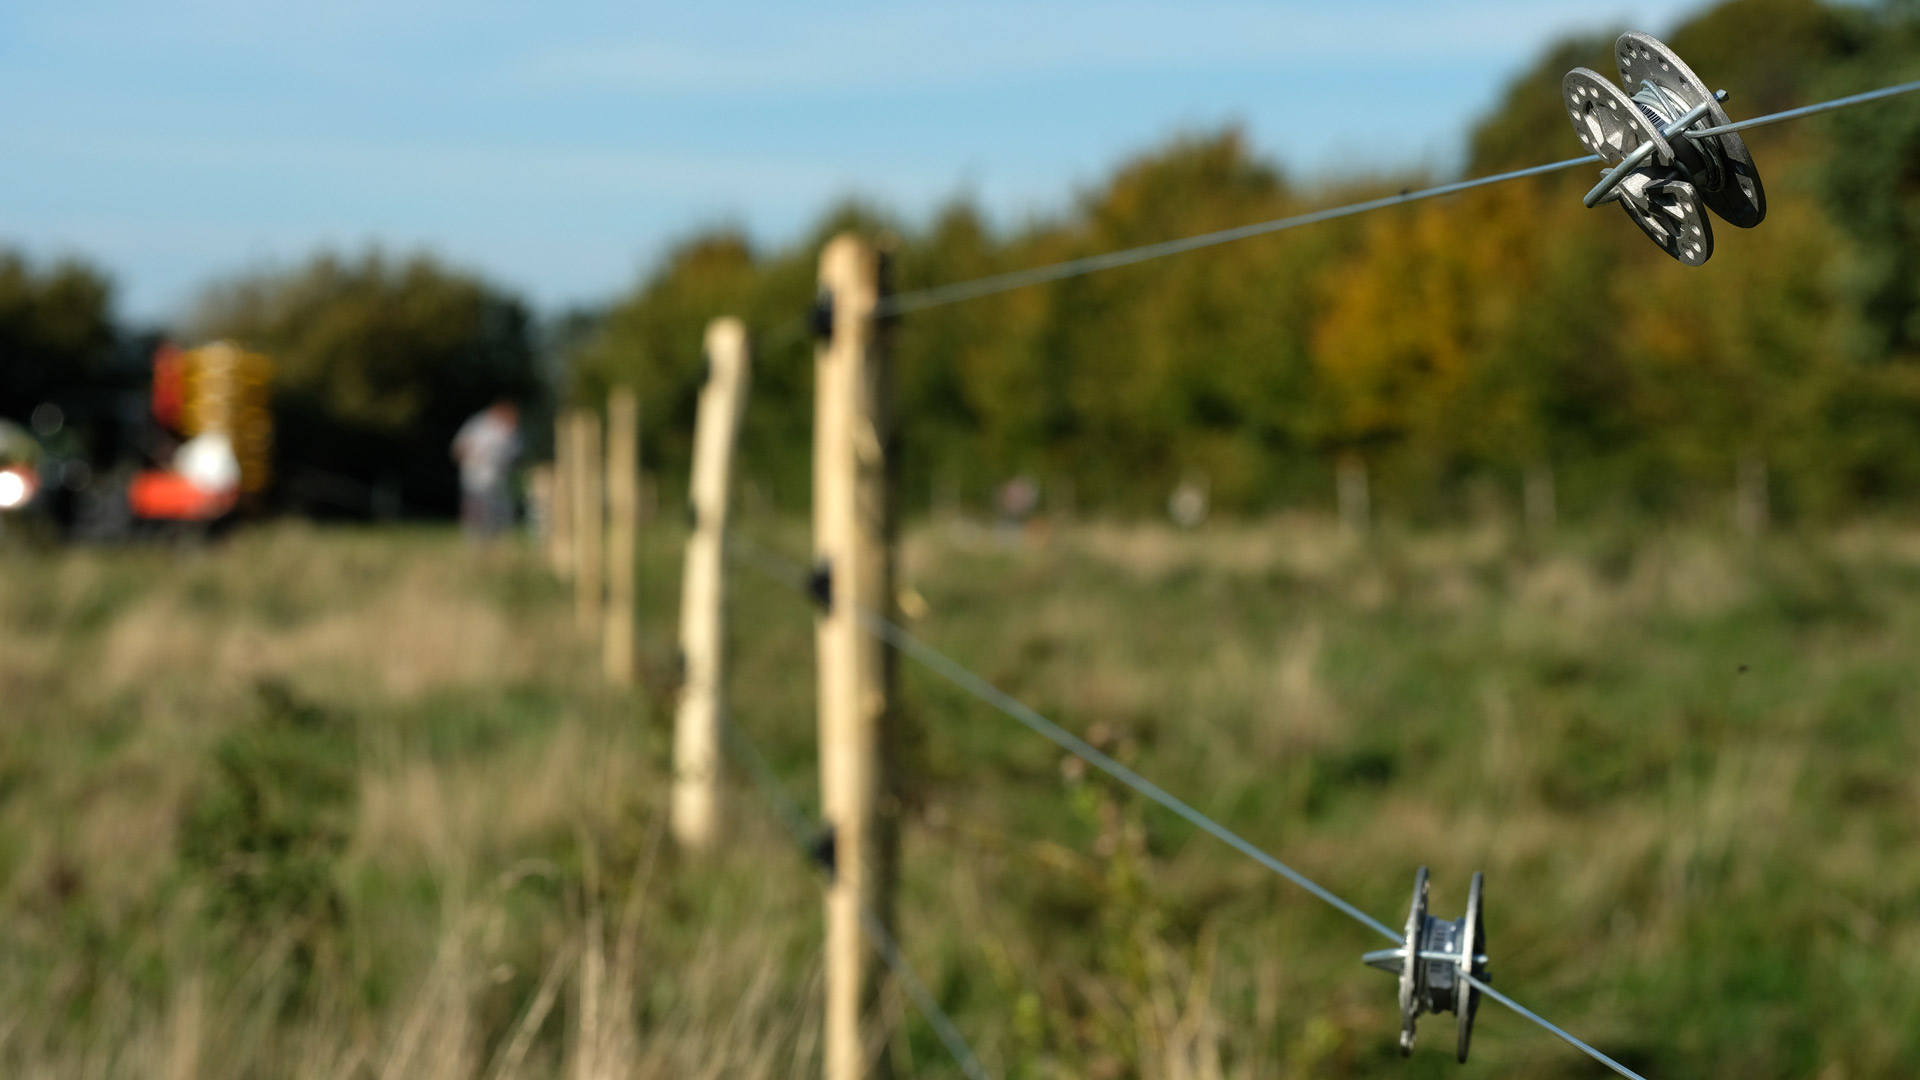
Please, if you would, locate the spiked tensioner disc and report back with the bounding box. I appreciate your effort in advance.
[1562,32,1767,265]
[1564,66,1673,167]
[1618,167,1715,266]
[1363,867,1489,1063]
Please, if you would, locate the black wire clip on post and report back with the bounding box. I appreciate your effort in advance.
[808,291,835,343]
[1362,868,1489,1063]
[1565,32,1767,265]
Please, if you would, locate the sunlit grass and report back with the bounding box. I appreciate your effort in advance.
[2,515,1918,1077]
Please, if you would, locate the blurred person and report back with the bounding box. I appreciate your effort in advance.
[1168,473,1210,529]
[994,474,1039,546]
[451,400,520,539]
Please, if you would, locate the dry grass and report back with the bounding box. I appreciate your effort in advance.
[0,525,820,1079]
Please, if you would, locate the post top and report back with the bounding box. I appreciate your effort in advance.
[817,234,882,325]
[704,316,751,382]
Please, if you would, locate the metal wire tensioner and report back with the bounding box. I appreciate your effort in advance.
[1565,32,1768,265]
[1363,867,1489,1063]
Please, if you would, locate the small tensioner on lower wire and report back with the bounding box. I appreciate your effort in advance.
[1363,867,1488,1063]
[1564,31,1767,265]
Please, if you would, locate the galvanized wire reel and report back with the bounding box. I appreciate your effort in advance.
[1563,32,1767,265]
[1363,867,1488,1063]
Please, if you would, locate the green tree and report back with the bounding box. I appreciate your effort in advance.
[192,250,537,515]
[0,250,117,423]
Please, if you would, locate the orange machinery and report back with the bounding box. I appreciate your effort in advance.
[129,342,272,521]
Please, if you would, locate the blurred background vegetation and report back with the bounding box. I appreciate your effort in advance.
[567,0,1920,524]
[0,0,1916,528]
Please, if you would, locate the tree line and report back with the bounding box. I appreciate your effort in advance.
[573,0,1920,524]
[4,0,1917,524]
[0,251,542,518]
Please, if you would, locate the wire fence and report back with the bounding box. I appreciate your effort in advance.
[724,533,1648,1080]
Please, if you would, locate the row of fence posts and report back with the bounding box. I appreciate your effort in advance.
[538,234,893,1080]
[542,322,756,847]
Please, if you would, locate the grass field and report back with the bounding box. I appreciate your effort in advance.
[3,514,1919,1078]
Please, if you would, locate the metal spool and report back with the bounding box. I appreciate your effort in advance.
[1564,32,1766,264]
[1363,867,1491,1063]
[1616,32,1766,228]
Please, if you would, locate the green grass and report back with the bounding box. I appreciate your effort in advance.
[3,515,1919,1077]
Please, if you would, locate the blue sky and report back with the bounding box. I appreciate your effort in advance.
[1,0,1706,323]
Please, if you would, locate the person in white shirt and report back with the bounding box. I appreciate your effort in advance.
[451,400,521,538]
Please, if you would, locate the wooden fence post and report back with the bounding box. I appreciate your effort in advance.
[572,410,604,634]
[604,388,639,685]
[672,318,751,851]
[550,411,576,578]
[815,234,898,1080]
